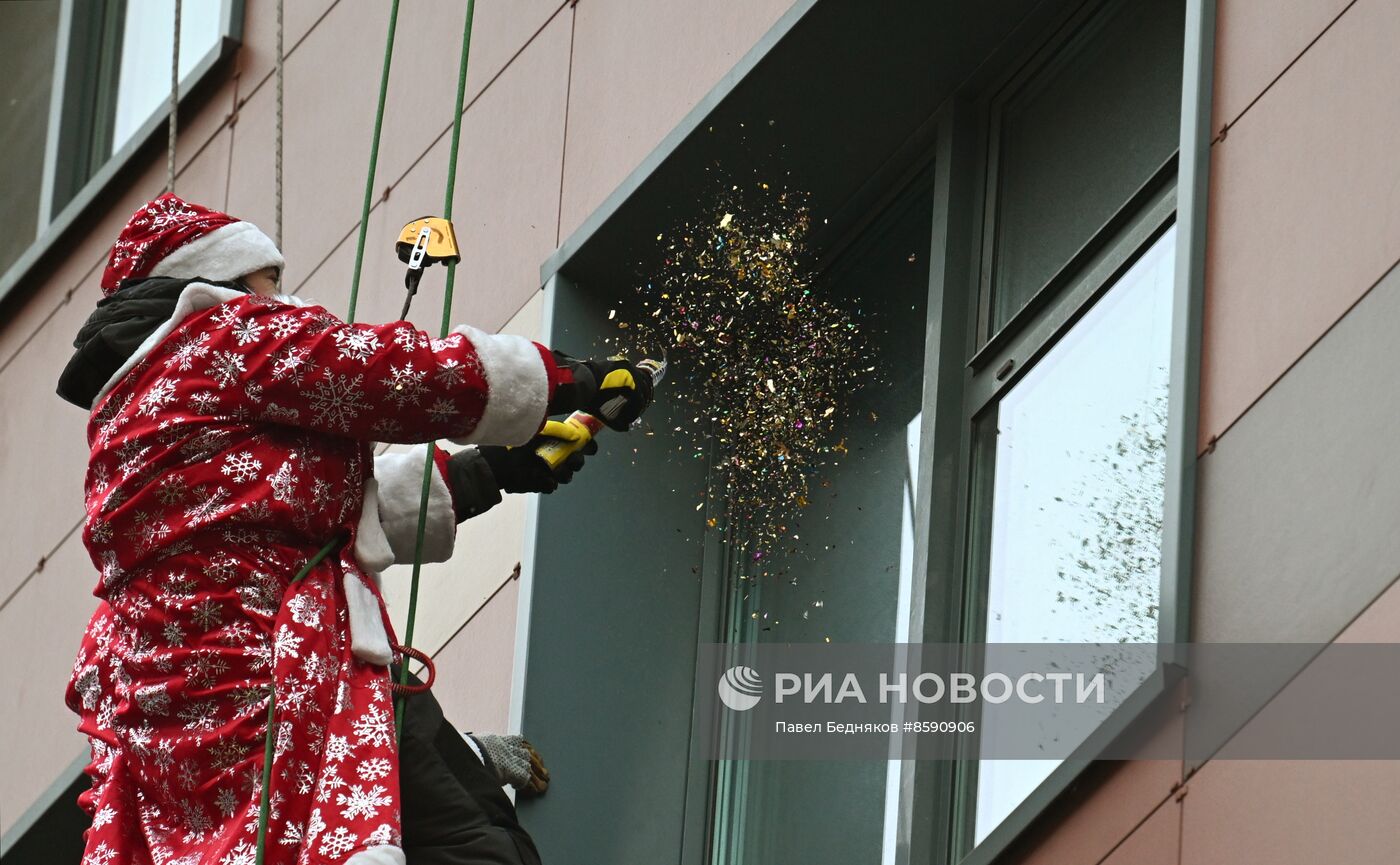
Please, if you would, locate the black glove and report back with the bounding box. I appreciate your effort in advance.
[549,352,656,431]
[476,426,599,495]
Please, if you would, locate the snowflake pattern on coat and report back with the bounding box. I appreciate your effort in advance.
[67,292,558,864]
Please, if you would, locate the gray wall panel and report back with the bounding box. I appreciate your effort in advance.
[1194,260,1400,645]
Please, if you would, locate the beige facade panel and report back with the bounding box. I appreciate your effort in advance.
[1180,761,1400,864]
[1201,0,1399,449]
[284,8,570,335]
[379,293,543,658]
[0,535,100,834]
[1002,689,1183,865]
[236,0,339,91]
[1101,797,1180,865]
[1195,254,1400,644]
[1212,0,1352,130]
[557,0,794,238]
[0,128,236,604]
[431,577,521,736]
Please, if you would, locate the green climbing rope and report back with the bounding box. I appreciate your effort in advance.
[253,3,477,858]
[395,0,478,740]
[254,533,345,865]
[346,0,401,324]
[254,3,414,859]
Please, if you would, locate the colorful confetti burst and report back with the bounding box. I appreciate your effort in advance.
[617,182,874,575]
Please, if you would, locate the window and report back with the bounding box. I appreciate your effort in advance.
[0,2,62,279]
[945,0,1184,853]
[0,0,239,303]
[111,1,224,156]
[962,221,1176,847]
[515,1,1200,862]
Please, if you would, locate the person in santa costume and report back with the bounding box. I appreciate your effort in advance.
[58,194,654,865]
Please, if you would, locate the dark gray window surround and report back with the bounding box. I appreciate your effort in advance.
[515,0,1215,864]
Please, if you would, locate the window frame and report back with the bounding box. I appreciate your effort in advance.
[0,0,243,311]
[905,2,1215,860]
[948,164,1180,860]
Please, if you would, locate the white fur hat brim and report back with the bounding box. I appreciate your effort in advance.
[150,221,285,284]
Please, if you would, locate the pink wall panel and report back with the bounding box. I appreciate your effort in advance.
[1003,766,1178,865]
[1180,761,1400,864]
[557,0,794,239]
[0,129,234,605]
[1334,572,1400,643]
[1002,689,1183,865]
[1101,798,1179,865]
[228,0,569,311]
[295,9,571,336]
[1213,0,1353,132]
[0,536,106,835]
[236,0,339,96]
[376,0,568,174]
[226,5,386,286]
[430,578,521,735]
[1201,0,1400,449]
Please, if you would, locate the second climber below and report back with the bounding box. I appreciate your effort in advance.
[58,194,655,865]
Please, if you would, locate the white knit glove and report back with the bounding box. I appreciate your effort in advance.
[467,733,550,794]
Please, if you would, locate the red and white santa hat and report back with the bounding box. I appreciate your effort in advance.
[101,193,284,296]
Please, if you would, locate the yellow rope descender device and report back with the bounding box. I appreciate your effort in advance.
[396,216,461,320]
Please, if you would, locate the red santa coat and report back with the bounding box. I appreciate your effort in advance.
[66,283,561,865]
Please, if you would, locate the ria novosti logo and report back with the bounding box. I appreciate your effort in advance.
[717,665,763,711]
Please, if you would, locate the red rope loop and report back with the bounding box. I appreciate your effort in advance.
[390,642,435,695]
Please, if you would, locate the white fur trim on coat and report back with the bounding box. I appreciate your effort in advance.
[353,478,396,575]
[92,282,248,408]
[449,325,549,446]
[371,445,457,565]
[150,220,285,284]
[346,845,406,865]
[344,571,393,666]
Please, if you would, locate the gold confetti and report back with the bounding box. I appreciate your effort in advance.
[618,180,876,587]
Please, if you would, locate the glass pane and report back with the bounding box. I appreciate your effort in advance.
[973,226,1175,843]
[988,0,1182,333]
[711,186,931,865]
[112,0,223,154]
[0,1,60,275]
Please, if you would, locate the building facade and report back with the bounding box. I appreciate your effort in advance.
[3,1,1399,863]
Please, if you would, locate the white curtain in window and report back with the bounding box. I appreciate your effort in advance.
[112,0,222,155]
